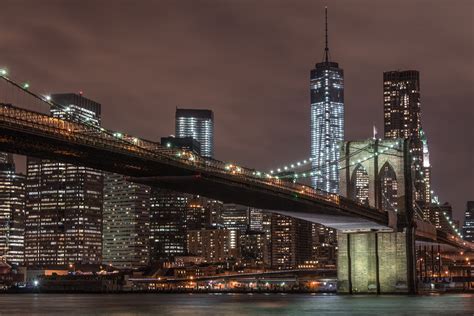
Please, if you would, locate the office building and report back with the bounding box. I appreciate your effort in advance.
[463,201,474,242]
[149,189,189,261]
[0,153,25,266]
[312,224,337,267]
[271,214,313,269]
[240,230,267,266]
[25,94,103,267]
[187,228,231,263]
[383,70,424,202]
[176,109,214,158]
[102,173,150,269]
[310,8,344,193]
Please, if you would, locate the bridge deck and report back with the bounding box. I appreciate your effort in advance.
[0,103,394,231]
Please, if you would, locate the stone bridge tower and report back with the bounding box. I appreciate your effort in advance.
[336,138,417,294]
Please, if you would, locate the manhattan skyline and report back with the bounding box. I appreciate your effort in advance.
[0,1,472,220]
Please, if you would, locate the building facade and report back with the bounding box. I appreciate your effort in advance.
[271,214,313,270]
[25,94,103,267]
[310,9,344,193]
[383,70,425,203]
[175,109,214,158]
[149,189,189,261]
[102,173,150,269]
[187,228,231,263]
[463,201,474,242]
[0,153,25,266]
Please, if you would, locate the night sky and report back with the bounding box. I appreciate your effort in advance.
[1,1,472,220]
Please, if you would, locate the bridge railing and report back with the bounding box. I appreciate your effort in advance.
[0,103,344,207]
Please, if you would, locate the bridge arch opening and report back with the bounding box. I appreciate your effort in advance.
[379,162,398,212]
[350,164,369,206]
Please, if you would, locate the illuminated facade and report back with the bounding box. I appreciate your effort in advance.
[103,173,150,268]
[0,153,25,266]
[50,93,101,126]
[149,189,189,261]
[463,201,474,242]
[222,204,249,256]
[25,94,103,267]
[271,214,313,270]
[187,228,231,263]
[310,9,344,193]
[383,70,424,202]
[176,109,214,158]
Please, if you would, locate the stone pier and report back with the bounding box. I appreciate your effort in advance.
[337,230,411,294]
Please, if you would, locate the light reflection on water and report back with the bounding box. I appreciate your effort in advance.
[0,293,472,315]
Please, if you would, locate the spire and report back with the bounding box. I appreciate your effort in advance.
[324,6,329,62]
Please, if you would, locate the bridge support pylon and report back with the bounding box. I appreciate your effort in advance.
[337,229,416,294]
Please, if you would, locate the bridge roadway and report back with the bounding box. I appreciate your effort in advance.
[0,103,472,251]
[0,103,394,232]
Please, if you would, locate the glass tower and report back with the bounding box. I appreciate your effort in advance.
[0,153,25,266]
[176,109,214,158]
[310,8,344,193]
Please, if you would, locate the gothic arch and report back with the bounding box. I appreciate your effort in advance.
[378,162,398,212]
[350,164,370,205]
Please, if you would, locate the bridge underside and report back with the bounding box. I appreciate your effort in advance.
[0,126,392,232]
[130,176,394,232]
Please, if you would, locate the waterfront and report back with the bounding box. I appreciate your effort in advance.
[0,293,473,315]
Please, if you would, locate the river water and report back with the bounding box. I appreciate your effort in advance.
[0,293,472,315]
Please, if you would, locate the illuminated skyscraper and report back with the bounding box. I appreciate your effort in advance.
[383,70,424,202]
[25,94,103,267]
[310,8,344,193]
[176,109,214,158]
[463,201,474,242]
[0,153,25,266]
[103,173,150,269]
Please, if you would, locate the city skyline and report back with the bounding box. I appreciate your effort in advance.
[0,1,472,220]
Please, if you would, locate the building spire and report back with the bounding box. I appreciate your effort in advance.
[324,6,329,62]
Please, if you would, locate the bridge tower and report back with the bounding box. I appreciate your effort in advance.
[337,138,417,294]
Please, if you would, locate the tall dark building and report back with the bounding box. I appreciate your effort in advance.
[310,8,344,193]
[0,153,25,266]
[149,189,189,261]
[463,201,474,242]
[175,109,214,158]
[383,70,425,202]
[25,94,103,267]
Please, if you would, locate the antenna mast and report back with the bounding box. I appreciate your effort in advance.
[324,6,329,62]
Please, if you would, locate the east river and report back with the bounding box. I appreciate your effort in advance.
[0,293,473,315]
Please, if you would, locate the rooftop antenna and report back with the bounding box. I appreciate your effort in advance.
[324,6,330,62]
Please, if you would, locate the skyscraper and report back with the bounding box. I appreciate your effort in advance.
[310,8,344,193]
[463,201,474,242]
[383,70,424,202]
[271,214,313,269]
[103,173,150,269]
[176,109,214,158]
[0,153,25,266]
[25,94,103,267]
[149,189,189,261]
